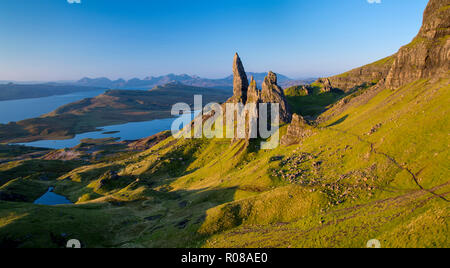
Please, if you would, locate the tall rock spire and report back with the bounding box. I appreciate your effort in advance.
[245,76,261,139]
[246,76,260,104]
[230,53,249,103]
[261,71,292,123]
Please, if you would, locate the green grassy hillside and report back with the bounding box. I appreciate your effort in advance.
[203,77,449,248]
[1,75,448,248]
[1,0,448,247]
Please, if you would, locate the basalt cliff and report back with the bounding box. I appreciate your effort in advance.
[313,0,449,92]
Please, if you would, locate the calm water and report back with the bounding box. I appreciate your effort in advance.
[34,187,73,205]
[0,90,105,124]
[0,90,199,149]
[17,112,199,149]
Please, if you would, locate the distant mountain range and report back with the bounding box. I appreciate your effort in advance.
[1,73,315,96]
[72,73,316,90]
[0,83,104,101]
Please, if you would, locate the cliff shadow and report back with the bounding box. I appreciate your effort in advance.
[285,88,346,119]
[326,114,349,127]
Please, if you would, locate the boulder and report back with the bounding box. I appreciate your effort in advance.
[281,114,313,146]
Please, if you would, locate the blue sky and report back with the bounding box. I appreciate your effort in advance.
[0,0,428,81]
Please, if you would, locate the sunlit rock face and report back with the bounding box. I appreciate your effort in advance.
[225,55,293,141]
[229,53,249,104]
[281,114,313,146]
[384,0,450,89]
[245,76,261,139]
[261,71,292,123]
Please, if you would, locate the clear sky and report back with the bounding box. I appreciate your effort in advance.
[0,0,429,81]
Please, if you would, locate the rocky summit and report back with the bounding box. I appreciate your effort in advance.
[314,0,450,92]
[384,0,450,88]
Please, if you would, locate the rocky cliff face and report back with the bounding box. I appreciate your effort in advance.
[322,55,395,92]
[384,0,450,88]
[316,0,449,92]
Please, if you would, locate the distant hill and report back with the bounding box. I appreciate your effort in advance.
[0,82,231,143]
[0,74,314,100]
[0,83,105,101]
[51,82,230,116]
[73,73,314,90]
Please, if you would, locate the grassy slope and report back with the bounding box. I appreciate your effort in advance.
[0,76,448,248]
[284,85,346,117]
[1,76,449,248]
[0,75,448,247]
[203,77,450,248]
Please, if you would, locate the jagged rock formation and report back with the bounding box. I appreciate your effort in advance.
[317,78,333,93]
[384,0,450,88]
[281,114,313,146]
[245,77,261,139]
[246,76,260,104]
[281,114,312,146]
[229,53,249,103]
[261,71,292,123]
[225,56,293,137]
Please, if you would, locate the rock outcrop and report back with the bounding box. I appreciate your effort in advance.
[225,55,293,137]
[245,76,261,139]
[317,78,333,93]
[229,53,249,103]
[281,114,313,146]
[128,131,172,150]
[383,0,450,88]
[246,76,260,104]
[314,0,449,92]
[314,55,395,92]
[261,71,292,123]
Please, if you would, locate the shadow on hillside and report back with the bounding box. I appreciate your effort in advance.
[326,114,349,127]
[285,89,346,118]
[0,185,240,248]
[133,185,242,247]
